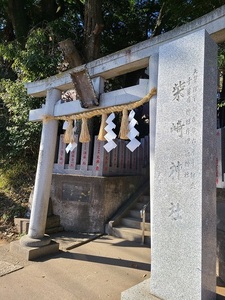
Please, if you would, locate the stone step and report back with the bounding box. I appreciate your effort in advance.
[107,185,151,246]
[111,226,151,245]
[121,217,150,231]
[129,209,150,222]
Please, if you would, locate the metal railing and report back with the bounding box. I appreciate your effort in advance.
[140,202,150,245]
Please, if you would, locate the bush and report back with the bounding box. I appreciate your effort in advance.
[0,79,42,165]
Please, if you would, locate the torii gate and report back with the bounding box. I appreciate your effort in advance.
[10,5,225,300]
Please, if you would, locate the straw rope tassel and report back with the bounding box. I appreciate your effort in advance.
[64,119,74,143]
[98,113,107,141]
[79,117,90,143]
[119,108,129,140]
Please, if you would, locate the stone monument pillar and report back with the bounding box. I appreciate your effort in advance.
[151,30,217,299]
[149,53,159,206]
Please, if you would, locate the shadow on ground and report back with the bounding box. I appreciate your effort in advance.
[36,248,151,272]
[97,236,150,248]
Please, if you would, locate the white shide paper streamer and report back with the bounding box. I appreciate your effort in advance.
[103,113,117,152]
[126,110,141,152]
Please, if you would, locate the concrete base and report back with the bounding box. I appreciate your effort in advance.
[121,279,222,300]
[121,279,161,300]
[51,174,147,232]
[20,234,51,247]
[10,240,59,261]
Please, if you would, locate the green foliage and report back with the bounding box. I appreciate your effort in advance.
[0,160,35,191]
[0,79,42,163]
[0,0,224,199]
[0,162,35,223]
[101,0,160,54]
[218,45,225,70]
[157,0,225,32]
[0,191,28,224]
[12,27,62,81]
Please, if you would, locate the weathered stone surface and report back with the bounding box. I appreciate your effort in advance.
[51,174,146,232]
[14,218,30,234]
[20,234,51,247]
[10,240,59,261]
[14,215,63,235]
[28,88,61,240]
[45,215,61,229]
[151,30,217,299]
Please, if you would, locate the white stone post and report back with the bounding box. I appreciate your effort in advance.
[21,88,61,247]
[149,54,159,197]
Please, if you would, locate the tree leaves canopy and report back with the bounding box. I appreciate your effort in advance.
[0,0,224,168]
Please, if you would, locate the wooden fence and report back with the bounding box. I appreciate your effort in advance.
[53,134,149,176]
[54,129,225,183]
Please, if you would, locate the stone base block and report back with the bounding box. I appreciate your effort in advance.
[46,215,61,229]
[10,240,59,261]
[121,279,221,300]
[14,215,63,235]
[121,279,161,300]
[14,218,30,234]
[45,226,64,234]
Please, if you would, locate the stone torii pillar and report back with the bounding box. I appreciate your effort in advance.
[149,53,159,203]
[11,88,61,259]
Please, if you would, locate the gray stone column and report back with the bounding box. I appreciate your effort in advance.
[149,54,159,198]
[21,88,61,247]
[150,30,217,300]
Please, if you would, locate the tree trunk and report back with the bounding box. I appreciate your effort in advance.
[84,0,103,62]
[58,38,83,68]
[40,0,65,21]
[7,0,29,47]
